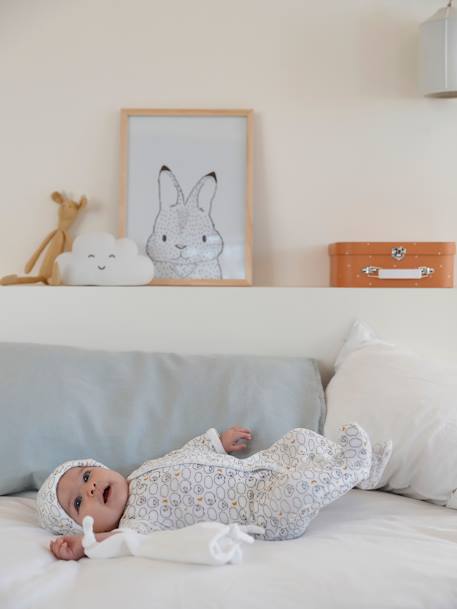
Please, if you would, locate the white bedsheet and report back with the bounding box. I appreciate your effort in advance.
[1,489,456,609]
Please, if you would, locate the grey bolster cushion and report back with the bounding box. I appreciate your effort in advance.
[0,342,326,494]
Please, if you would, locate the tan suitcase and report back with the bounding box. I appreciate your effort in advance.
[329,242,455,287]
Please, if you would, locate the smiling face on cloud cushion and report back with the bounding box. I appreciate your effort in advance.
[55,232,154,285]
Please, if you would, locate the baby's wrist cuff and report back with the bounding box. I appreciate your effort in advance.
[206,428,226,454]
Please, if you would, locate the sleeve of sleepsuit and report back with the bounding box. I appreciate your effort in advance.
[171,428,226,458]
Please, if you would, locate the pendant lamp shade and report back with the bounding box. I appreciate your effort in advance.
[420,4,457,97]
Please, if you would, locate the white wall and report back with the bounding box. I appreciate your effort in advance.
[1,0,456,286]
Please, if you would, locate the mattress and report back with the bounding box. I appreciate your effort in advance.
[1,489,456,609]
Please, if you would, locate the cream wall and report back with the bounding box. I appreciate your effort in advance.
[1,0,456,286]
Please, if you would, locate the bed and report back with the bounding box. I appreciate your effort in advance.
[2,489,456,609]
[1,286,456,609]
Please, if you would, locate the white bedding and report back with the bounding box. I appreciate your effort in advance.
[1,490,456,609]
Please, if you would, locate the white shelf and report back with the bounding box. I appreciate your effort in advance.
[1,286,456,385]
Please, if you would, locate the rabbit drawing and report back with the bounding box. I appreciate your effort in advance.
[146,166,224,280]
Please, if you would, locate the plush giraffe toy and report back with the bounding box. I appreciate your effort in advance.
[1,191,87,286]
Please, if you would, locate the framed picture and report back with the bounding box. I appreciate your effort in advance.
[119,109,253,285]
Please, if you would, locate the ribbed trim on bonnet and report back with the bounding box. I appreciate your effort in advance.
[36,459,108,536]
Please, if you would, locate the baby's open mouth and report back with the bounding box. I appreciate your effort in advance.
[103,485,111,503]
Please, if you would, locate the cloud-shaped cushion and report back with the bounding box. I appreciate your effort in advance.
[56,232,154,285]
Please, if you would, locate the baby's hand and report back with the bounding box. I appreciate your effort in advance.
[220,426,252,453]
[50,534,85,561]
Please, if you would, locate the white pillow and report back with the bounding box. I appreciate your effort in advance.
[325,321,457,508]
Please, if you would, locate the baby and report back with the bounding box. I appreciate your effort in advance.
[37,424,391,561]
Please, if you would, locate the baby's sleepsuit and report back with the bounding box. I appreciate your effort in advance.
[119,424,386,540]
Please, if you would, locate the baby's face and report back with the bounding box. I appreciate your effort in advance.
[57,466,128,533]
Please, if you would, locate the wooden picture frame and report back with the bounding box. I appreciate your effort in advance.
[119,109,253,286]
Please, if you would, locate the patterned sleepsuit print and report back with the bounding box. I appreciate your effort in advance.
[119,425,382,541]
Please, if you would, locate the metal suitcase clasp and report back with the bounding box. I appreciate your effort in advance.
[391,246,406,261]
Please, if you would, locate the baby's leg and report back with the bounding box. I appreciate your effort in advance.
[335,423,371,481]
[357,440,392,490]
[332,423,393,490]
[251,425,373,481]
[255,426,374,541]
[251,427,346,471]
[315,424,391,490]
[252,470,320,541]
[296,423,374,506]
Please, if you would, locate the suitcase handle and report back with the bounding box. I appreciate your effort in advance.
[361,266,435,279]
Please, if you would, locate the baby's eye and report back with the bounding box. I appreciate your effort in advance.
[202,235,207,243]
[88,254,95,259]
[162,235,167,242]
[108,254,116,258]
[74,496,82,513]
[82,471,91,482]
